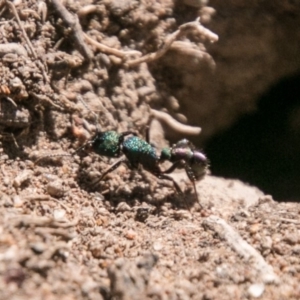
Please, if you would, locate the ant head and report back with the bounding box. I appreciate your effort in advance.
[190,150,210,180]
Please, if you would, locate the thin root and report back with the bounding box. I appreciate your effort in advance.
[83,32,141,59]
[125,17,218,68]
[150,109,201,135]
[5,1,49,83]
[29,92,62,109]
[26,195,71,213]
[51,0,93,61]
[203,216,279,284]
[13,215,78,228]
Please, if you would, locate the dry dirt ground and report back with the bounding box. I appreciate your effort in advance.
[0,0,300,299]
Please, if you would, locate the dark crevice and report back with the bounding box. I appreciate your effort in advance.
[205,72,300,201]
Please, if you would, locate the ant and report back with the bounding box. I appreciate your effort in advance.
[37,96,209,210]
[77,129,208,210]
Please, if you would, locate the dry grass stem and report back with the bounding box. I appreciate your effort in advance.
[204,215,279,284]
[126,18,218,68]
[150,109,201,135]
[51,0,93,61]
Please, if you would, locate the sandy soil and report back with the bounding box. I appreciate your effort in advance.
[0,1,300,299]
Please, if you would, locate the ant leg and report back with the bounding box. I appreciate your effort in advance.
[91,156,127,188]
[158,173,190,211]
[159,173,182,194]
[184,165,203,210]
[163,162,203,210]
[161,160,185,174]
[191,180,203,210]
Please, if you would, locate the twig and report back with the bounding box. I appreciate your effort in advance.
[150,109,201,135]
[269,217,300,225]
[125,18,218,68]
[5,1,37,59]
[170,41,216,69]
[5,1,49,83]
[35,227,76,241]
[203,216,279,284]
[77,5,104,18]
[29,92,62,109]
[26,195,71,213]
[51,0,93,61]
[13,215,78,228]
[3,96,17,107]
[83,32,141,58]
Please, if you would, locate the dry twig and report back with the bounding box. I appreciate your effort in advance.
[35,227,76,241]
[5,1,36,59]
[13,215,78,228]
[29,92,62,109]
[125,18,218,68]
[203,216,279,284]
[51,0,93,61]
[83,32,141,58]
[26,195,71,213]
[150,109,201,135]
[5,1,49,83]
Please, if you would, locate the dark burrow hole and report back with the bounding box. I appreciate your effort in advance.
[205,72,300,202]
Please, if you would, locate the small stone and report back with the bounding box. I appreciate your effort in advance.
[283,233,299,245]
[153,240,163,251]
[13,195,23,207]
[30,242,46,254]
[13,170,32,188]
[124,230,137,240]
[47,180,64,197]
[53,208,66,220]
[249,223,260,234]
[116,202,131,212]
[248,283,265,298]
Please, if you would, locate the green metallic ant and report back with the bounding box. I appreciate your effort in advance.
[87,131,209,209]
[87,130,183,195]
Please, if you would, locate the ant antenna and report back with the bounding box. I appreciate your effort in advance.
[76,95,101,133]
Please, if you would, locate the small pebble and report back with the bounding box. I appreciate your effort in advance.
[47,180,64,197]
[248,283,265,298]
[125,230,137,240]
[3,177,10,186]
[30,242,46,254]
[116,202,131,212]
[283,233,299,245]
[53,208,66,220]
[153,240,163,251]
[13,170,32,188]
[249,223,260,234]
[13,195,23,207]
